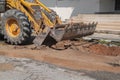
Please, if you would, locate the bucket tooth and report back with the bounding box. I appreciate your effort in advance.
[33,27,51,46]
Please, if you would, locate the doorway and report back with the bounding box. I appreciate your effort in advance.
[115,0,120,11]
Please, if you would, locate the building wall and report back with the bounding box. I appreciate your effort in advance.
[41,0,100,21]
[99,0,115,12]
[41,0,115,21]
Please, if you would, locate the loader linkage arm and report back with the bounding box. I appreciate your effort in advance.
[6,0,62,33]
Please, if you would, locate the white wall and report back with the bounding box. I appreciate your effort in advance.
[41,0,99,21]
[41,0,115,21]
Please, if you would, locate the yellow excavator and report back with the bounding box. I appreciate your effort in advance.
[0,0,96,46]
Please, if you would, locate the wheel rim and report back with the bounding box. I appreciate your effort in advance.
[6,18,20,37]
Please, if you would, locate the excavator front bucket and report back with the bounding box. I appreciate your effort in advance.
[33,22,97,46]
[50,22,97,41]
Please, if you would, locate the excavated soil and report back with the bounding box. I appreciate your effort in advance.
[86,44,120,56]
[0,40,119,73]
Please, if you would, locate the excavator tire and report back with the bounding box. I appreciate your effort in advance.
[2,9,31,45]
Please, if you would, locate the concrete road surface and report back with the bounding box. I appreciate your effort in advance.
[0,56,119,80]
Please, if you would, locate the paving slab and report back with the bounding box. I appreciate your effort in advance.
[84,33,120,42]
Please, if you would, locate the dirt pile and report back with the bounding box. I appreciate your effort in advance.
[88,44,120,56]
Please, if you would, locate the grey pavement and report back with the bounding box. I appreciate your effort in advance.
[0,56,119,80]
[84,33,120,42]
